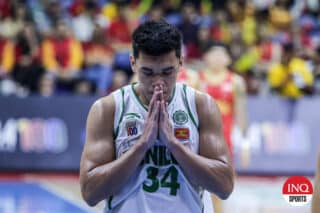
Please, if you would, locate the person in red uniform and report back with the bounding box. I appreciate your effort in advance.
[177,66,200,89]
[200,42,247,156]
[200,42,247,213]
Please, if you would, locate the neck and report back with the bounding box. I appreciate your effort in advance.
[134,84,149,106]
[206,66,228,74]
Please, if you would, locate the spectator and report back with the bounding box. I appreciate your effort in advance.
[71,1,96,43]
[267,43,314,99]
[73,77,96,96]
[37,73,56,97]
[41,21,83,93]
[11,23,43,93]
[106,4,132,51]
[313,47,320,94]
[186,24,215,60]
[178,2,201,60]
[29,1,72,36]
[82,25,114,95]
[269,0,293,30]
[211,9,233,44]
[109,70,128,92]
[241,3,257,46]
[0,0,318,98]
[72,0,108,42]
[0,34,14,78]
[0,3,30,39]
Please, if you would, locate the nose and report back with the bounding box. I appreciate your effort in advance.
[151,75,165,88]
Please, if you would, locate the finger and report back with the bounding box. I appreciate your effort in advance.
[160,88,164,101]
[165,102,169,118]
[155,86,162,101]
[149,88,160,115]
[160,100,166,122]
[152,100,160,121]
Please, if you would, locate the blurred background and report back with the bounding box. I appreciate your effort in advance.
[0,0,319,212]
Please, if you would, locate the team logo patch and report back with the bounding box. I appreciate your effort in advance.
[174,128,190,140]
[126,120,138,136]
[173,110,188,125]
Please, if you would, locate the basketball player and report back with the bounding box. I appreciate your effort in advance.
[80,20,234,212]
[312,148,320,213]
[200,42,247,213]
[200,42,247,156]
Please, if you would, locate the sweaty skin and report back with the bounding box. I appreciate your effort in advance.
[80,51,234,206]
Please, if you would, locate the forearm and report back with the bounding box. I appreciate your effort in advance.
[312,151,320,213]
[312,178,320,213]
[235,101,248,135]
[169,140,234,199]
[81,141,148,206]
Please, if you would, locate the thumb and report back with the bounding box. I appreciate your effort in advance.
[160,100,166,122]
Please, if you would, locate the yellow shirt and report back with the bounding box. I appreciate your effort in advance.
[268,58,314,98]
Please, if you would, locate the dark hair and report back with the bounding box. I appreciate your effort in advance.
[132,19,182,58]
[202,41,231,56]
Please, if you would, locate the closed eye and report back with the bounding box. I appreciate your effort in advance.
[142,70,153,76]
[162,66,176,76]
[162,70,173,76]
[141,67,153,76]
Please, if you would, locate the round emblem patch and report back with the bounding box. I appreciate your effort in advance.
[173,110,188,125]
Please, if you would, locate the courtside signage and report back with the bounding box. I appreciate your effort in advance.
[282,176,313,206]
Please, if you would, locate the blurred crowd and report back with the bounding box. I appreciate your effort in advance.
[0,0,319,99]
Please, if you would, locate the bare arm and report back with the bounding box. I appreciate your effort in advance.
[80,90,160,206]
[233,74,248,134]
[162,92,234,199]
[312,148,320,213]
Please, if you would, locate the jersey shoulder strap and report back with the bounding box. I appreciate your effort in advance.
[112,86,126,138]
[181,83,199,128]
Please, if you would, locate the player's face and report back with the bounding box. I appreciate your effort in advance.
[204,47,231,69]
[131,51,182,103]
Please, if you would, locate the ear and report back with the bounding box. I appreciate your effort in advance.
[179,56,184,67]
[130,54,137,73]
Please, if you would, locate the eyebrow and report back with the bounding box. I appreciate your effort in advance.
[141,66,175,73]
[141,67,153,72]
[162,66,175,72]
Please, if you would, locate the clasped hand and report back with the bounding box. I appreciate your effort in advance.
[140,86,176,150]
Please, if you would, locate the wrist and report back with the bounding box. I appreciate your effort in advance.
[136,137,151,153]
[167,137,181,152]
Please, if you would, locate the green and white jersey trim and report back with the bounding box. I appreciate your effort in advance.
[108,83,204,213]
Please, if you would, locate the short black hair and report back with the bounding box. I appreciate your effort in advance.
[202,41,231,56]
[132,19,182,58]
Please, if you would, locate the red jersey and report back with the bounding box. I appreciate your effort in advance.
[177,67,189,83]
[200,71,235,153]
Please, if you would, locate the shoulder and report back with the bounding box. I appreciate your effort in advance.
[195,90,216,106]
[186,68,199,77]
[232,73,246,92]
[194,90,219,116]
[194,90,222,129]
[88,94,116,121]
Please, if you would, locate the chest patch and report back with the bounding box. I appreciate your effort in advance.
[174,128,190,140]
[173,110,188,125]
[126,120,138,136]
